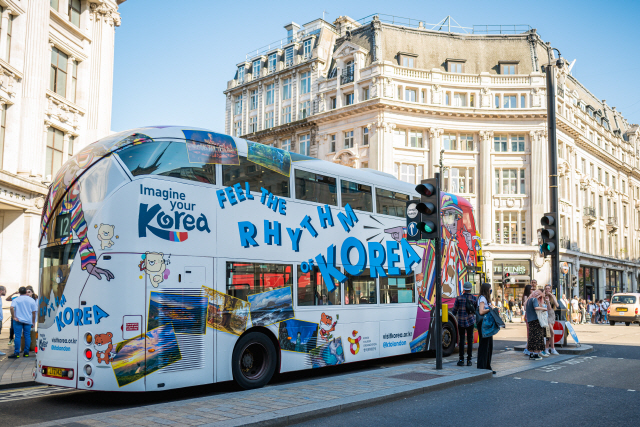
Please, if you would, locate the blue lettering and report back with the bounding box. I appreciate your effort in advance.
[83,306,93,325]
[245,182,254,200]
[60,294,66,307]
[264,220,282,246]
[63,307,73,325]
[400,238,421,274]
[238,221,259,247]
[315,245,347,292]
[386,240,401,276]
[337,204,359,232]
[286,227,303,252]
[278,199,286,215]
[216,189,227,208]
[368,242,387,278]
[317,205,334,228]
[93,305,109,324]
[260,187,270,204]
[224,186,237,205]
[300,215,318,237]
[74,308,84,326]
[233,183,246,202]
[340,237,367,276]
[55,312,65,332]
[138,203,161,237]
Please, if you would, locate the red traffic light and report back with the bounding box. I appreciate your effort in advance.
[504,273,511,278]
[416,183,436,197]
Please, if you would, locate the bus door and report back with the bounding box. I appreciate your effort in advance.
[143,255,214,391]
[77,253,147,391]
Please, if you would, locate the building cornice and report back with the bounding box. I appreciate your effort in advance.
[49,33,89,62]
[0,0,25,15]
[242,119,314,140]
[50,9,92,43]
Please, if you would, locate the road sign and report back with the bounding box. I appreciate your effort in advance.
[565,322,580,346]
[561,262,569,275]
[553,321,564,344]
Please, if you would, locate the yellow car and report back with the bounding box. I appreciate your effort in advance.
[608,293,640,326]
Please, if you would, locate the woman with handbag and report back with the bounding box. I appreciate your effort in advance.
[521,284,532,354]
[526,289,548,360]
[544,285,560,355]
[476,283,495,374]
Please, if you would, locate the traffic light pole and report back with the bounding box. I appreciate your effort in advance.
[434,172,443,370]
[546,58,561,297]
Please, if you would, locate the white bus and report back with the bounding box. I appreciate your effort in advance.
[35,126,481,391]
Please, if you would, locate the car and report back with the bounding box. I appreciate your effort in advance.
[608,293,640,326]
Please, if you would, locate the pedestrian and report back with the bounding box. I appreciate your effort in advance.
[8,287,37,359]
[570,295,579,324]
[453,281,478,366]
[522,284,532,354]
[476,282,495,374]
[588,300,595,323]
[596,300,603,324]
[579,299,586,324]
[602,298,609,323]
[560,294,569,321]
[5,290,19,346]
[544,285,560,355]
[0,285,6,356]
[508,298,514,323]
[526,289,548,360]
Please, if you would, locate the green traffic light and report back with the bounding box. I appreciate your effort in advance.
[418,221,436,234]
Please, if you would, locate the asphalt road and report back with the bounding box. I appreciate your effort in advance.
[0,323,637,426]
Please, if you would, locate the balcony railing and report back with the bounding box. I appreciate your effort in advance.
[559,238,571,250]
[340,70,354,85]
[583,206,596,217]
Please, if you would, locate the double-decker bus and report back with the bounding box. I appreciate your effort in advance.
[35,126,481,391]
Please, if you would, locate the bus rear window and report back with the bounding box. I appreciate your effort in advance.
[295,170,337,205]
[612,295,636,304]
[376,188,409,218]
[226,262,292,302]
[117,140,215,184]
[223,157,289,197]
[39,243,79,326]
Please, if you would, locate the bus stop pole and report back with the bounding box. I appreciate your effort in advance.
[435,172,443,370]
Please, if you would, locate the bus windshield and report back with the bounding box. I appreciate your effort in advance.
[38,243,79,327]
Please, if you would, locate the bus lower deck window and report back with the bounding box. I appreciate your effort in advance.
[297,266,340,306]
[226,261,293,301]
[344,269,376,305]
[380,272,415,304]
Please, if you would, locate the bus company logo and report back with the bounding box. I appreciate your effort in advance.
[138,184,211,242]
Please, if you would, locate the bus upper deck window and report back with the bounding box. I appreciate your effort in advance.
[117,140,215,185]
[375,188,409,218]
[223,157,289,198]
[295,170,337,206]
[340,179,372,212]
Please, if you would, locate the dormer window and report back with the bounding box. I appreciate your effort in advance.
[303,39,312,59]
[398,52,418,68]
[237,65,245,83]
[603,119,611,131]
[446,59,466,73]
[252,59,261,78]
[499,61,519,74]
[285,46,294,67]
[268,53,277,73]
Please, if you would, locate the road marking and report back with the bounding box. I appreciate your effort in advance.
[618,358,624,359]
[514,377,521,380]
[587,385,594,387]
[629,390,636,392]
[0,386,78,404]
[551,381,558,383]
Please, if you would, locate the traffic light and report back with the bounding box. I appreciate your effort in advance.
[415,178,440,240]
[572,275,577,288]
[540,212,558,257]
[503,271,511,287]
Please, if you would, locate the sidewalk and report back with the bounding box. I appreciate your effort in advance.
[0,336,35,388]
[30,361,493,427]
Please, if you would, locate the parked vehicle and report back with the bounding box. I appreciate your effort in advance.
[608,293,640,326]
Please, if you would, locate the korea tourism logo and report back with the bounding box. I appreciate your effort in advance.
[138,185,211,242]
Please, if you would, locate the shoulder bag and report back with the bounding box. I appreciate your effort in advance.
[537,306,549,328]
[481,307,500,338]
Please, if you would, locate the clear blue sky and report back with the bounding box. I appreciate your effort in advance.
[112,0,640,133]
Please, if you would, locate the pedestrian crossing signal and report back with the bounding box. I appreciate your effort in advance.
[406,178,440,241]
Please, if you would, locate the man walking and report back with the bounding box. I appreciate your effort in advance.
[507,298,514,322]
[560,294,569,322]
[453,281,478,366]
[0,286,6,356]
[570,295,579,324]
[8,287,37,359]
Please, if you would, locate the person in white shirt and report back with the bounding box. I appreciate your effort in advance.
[0,285,6,356]
[570,296,579,324]
[8,287,38,359]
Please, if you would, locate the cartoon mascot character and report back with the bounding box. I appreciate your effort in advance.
[94,332,115,365]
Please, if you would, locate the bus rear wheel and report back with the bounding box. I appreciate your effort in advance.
[232,332,277,390]
[442,320,456,357]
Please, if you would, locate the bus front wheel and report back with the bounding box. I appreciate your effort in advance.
[232,332,277,390]
[442,320,456,357]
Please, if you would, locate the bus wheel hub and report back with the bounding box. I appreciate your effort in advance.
[241,352,254,371]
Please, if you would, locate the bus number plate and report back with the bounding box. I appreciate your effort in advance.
[54,213,72,240]
[46,367,66,378]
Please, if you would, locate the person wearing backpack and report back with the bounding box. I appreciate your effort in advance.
[453,281,478,366]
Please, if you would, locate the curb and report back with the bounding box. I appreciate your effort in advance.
[513,344,594,355]
[0,380,36,391]
[215,370,493,427]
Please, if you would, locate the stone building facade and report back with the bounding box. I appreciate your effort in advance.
[0,0,125,310]
[224,15,640,301]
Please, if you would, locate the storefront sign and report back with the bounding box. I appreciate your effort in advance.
[493,260,531,277]
[561,262,569,274]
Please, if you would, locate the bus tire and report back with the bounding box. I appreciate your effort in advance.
[232,332,277,390]
[610,321,615,326]
[442,320,456,357]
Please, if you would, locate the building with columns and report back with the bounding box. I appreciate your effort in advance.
[224,14,640,301]
[0,0,125,306]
